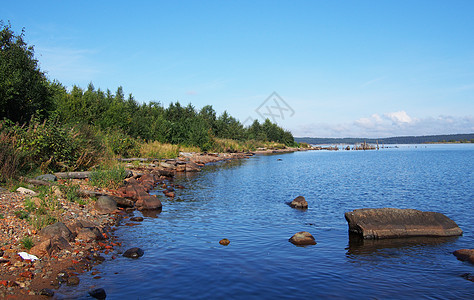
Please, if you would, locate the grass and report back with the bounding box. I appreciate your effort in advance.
[20,236,34,250]
[89,165,128,189]
[140,141,201,159]
[59,183,86,205]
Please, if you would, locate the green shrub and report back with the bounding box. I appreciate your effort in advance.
[105,130,140,158]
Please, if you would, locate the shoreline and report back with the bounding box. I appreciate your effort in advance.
[0,151,264,298]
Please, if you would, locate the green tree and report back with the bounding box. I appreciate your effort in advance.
[0,22,53,123]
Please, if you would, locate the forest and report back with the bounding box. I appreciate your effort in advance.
[0,22,295,180]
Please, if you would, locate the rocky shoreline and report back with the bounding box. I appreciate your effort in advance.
[2,148,472,298]
[0,151,261,298]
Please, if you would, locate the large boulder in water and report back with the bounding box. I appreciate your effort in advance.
[289,196,308,209]
[345,208,463,239]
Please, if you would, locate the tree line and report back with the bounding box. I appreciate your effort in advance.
[0,21,295,152]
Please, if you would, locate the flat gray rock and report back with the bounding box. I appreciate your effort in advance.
[345,208,463,239]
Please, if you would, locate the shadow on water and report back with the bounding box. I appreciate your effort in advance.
[346,233,459,257]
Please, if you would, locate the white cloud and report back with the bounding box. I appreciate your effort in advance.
[293,111,474,138]
[384,110,413,124]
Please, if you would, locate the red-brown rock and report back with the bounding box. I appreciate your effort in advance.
[135,195,162,210]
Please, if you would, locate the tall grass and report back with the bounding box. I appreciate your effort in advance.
[0,128,22,182]
[140,141,200,159]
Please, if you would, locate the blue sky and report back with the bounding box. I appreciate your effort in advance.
[3,0,474,137]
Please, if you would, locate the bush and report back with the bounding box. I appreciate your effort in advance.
[7,116,104,173]
[104,130,140,158]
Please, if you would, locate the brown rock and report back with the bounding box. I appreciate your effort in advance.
[108,195,134,208]
[76,227,104,242]
[185,161,201,172]
[95,196,118,214]
[67,219,97,235]
[289,196,308,209]
[345,208,463,239]
[135,195,162,210]
[40,222,74,242]
[453,249,474,264]
[30,239,53,257]
[289,231,316,246]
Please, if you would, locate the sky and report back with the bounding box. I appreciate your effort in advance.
[2,0,474,138]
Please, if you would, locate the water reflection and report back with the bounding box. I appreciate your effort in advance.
[140,209,162,218]
[346,233,459,256]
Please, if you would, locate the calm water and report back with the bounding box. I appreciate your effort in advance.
[58,144,474,299]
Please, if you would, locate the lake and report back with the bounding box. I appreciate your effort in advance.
[58,144,474,299]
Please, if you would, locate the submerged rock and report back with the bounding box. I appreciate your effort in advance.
[39,288,55,297]
[289,231,316,246]
[89,288,107,299]
[123,247,144,259]
[345,208,463,239]
[289,196,308,209]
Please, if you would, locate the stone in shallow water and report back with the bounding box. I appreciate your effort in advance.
[89,288,107,299]
[219,239,230,246]
[289,231,316,246]
[67,276,80,286]
[289,196,308,209]
[39,288,54,297]
[344,208,463,239]
[123,247,144,259]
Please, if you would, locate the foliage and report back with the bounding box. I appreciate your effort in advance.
[20,236,34,250]
[0,21,54,123]
[0,121,24,181]
[89,165,128,189]
[104,129,141,158]
[1,117,104,174]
